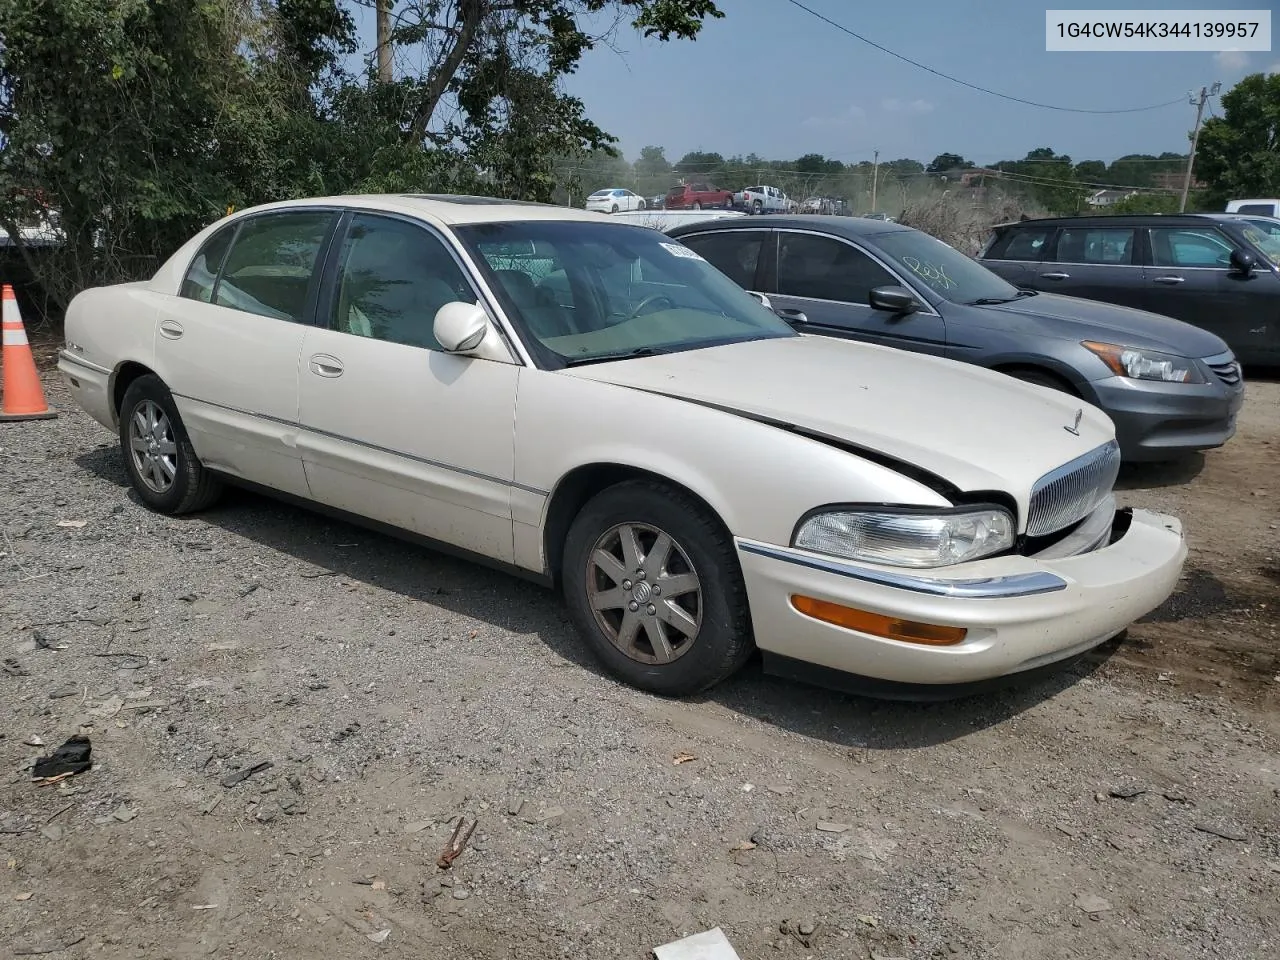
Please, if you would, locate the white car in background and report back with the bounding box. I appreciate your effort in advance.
[736,185,789,214]
[57,194,1186,700]
[585,188,646,214]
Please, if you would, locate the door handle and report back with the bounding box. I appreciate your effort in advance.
[309,354,344,378]
[159,320,184,339]
[1152,275,1185,284]
[1039,272,1070,280]
[776,308,808,324]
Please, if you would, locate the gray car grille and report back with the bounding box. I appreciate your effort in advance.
[1026,440,1122,537]
[1207,359,1241,385]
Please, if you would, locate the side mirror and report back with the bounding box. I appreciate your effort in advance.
[434,301,490,354]
[1230,248,1256,275]
[746,290,773,311]
[869,285,921,315]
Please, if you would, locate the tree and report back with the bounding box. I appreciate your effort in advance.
[633,144,672,195]
[1104,192,1181,215]
[926,153,974,174]
[673,150,725,181]
[1073,160,1107,182]
[1195,72,1280,207]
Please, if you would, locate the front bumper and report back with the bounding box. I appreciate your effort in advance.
[1089,373,1244,461]
[736,507,1186,695]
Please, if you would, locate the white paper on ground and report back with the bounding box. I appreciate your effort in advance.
[652,927,743,960]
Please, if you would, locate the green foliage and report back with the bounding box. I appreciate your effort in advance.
[0,0,723,311]
[926,153,974,174]
[1195,72,1280,207]
[1103,192,1181,215]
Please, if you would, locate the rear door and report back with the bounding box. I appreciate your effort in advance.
[1142,225,1271,360]
[1036,224,1148,308]
[768,229,947,355]
[153,208,339,497]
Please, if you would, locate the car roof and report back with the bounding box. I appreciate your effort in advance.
[989,213,1245,230]
[666,214,914,238]
[220,193,609,227]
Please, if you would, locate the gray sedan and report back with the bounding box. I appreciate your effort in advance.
[665,216,1244,462]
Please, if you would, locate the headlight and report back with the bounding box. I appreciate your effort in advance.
[793,507,1015,568]
[1082,341,1205,384]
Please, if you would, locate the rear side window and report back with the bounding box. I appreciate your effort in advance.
[986,227,1054,262]
[1054,227,1135,265]
[214,212,335,322]
[180,224,236,303]
[1236,203,1276,215]
[678,231,767,288]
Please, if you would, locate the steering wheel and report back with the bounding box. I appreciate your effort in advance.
[629,293,675,319]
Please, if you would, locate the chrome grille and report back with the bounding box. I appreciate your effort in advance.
[1027,440,1122,537]
[1208,359,1241,385]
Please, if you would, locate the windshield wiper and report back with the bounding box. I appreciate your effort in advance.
[966,296,1019,305]
[561,346,670,367]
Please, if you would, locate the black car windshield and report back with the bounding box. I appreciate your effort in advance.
[1237,219,1280,265]
[870,229,1022,304]
[453,220,796,367]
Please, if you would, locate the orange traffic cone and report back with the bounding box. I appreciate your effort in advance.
[1,284,57,421]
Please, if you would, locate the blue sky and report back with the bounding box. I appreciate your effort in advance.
[349,1,1280,169]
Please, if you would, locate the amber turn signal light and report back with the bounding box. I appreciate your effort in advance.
[790,595,968,646]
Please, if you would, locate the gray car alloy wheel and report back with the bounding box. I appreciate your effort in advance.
[585,522,703,665]
[128,399,178,494]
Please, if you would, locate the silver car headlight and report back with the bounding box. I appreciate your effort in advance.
[793,507,1015,568]
[1082,341,1206,384]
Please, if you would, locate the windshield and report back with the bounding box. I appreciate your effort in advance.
[869,229,1022,304]
[1238,219,1280,265]
[454,220,796,367]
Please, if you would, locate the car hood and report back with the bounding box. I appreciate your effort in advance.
[559,335,1115,514]
[977,292,1229,358]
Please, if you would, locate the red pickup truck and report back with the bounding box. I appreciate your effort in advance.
[664,181,735,210]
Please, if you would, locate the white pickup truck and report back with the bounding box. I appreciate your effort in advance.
[734,185,790,214]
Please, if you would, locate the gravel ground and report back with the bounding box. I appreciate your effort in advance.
[2,360,1278,960]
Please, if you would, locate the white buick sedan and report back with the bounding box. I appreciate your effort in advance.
[58,195,1187,699]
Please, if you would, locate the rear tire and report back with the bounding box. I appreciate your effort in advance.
[118,375,222,515]
[562,480,754,696]
[610,204,618,214]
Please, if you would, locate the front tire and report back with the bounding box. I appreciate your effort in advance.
[118,375,222,515]
[562,480,754,696]
[692,201,702,210]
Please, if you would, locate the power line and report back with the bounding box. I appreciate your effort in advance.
[782,0,1188,115]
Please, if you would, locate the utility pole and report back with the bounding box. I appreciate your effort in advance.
[870,150,879,212]
[1179,82,1220,212]
[376,1,394,84]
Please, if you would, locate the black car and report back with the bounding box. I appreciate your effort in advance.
[978,214,1280,366]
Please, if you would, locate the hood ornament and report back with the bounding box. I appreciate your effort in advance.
[1065,408,1082,436]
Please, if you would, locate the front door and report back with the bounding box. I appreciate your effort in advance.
[153,209,339,498]
[767,230,947,355]
[295,211,521,563]
[1142,225,1269,361]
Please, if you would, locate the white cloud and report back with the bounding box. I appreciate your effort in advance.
[881,97,934,115]
[1214,49,1250,72]
[801,104,866,128]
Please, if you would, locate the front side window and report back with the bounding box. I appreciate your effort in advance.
[454,220,794,368]
[1055,227,1135,265]
[329,213,475,350]
[1148,227,1234,268]
[180,223,236,303]
[776,232,895,303]
[214,211,335,322]
[678,230,766,288]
